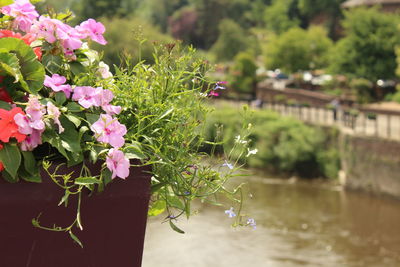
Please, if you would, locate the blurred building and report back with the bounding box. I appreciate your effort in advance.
[342,0,400,12]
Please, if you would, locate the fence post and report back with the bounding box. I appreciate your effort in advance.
[387,115,391,139]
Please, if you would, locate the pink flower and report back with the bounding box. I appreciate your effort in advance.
[44,74,72,98]
[31,17,83,58]
[209,90,219,97]
[76,19,107,45]
[55,22,83,55]
[90,114,127,148]
[30,16,58,43]
[26,95,45,121]
[97,89,121,115]
[106,148,130,179]
[20,129,42,151]
[72,86,102,108]
[46,102,64,133]
[14,95,45,134]
[102,104,121,115]
[2,0,39,32]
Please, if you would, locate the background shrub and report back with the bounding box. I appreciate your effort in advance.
[203,105,340,178]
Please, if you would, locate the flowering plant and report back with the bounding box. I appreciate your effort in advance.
[0,0,255,246]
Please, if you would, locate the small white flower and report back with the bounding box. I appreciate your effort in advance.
[224,207,236,218]
[246,148,258,157]
[235,135,248,144]
[222,160,234,170]
[97,61,113,79]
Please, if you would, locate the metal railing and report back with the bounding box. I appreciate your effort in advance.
[262,102,400,141]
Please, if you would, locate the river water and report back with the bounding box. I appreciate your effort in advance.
[142,176,400,267]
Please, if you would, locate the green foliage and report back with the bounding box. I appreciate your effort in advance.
[396,46,400,78]
[93,17,173,66]
[265,26,332,73]
[134,0,189,32]
[349,78,373,104]
[203,105,340,178]
[264,0,299,34]
[75,0,139,20]
[228,52,257,94]
[329,7,400,81]
[390,91,400,103]
[112,44,251,223]
[0,0,13,7]
[0,38,45,94]
[190,0,229,49]
[298,0,345,20]
[210,19,251,62]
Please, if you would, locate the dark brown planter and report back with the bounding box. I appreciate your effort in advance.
[0,161,151,267]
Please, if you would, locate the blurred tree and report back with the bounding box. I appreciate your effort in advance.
[210,19,251,62]
[245,0,272,27]
[264,0,299,34]
[93,17,173,67]
[77,0,139,20]
[134,0,189,32]
[307,26,334,69]
[189,0,229,49]
[329,7,400,81]
[169,6,199,44]
[265,26,332,73]
[298,0,345,38]
[228,51,258,96]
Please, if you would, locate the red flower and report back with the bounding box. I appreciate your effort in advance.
[0,76,12,103]
[33,47,42,60]
[0,87,12,103]
[0,30,22,39]
[0,107,27,143]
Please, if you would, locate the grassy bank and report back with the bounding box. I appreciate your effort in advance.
[203,104,340,179]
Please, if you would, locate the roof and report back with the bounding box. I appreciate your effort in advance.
[342,0,400,8]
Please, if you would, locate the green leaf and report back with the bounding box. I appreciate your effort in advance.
[58,191,70,207]
[169,220,185,234]
[124,142,145,159]
[42,129,69,160]
[75,177,101,185]
[0,52,23,83]
[69,62,85,76]
[167,196,185,210]
[0,38,45,93]
[65,114,81,128]
[99,168,112,192]
[55,92,66,105]
[159,108,174,120]
[0,100,11,110]
[148,200,166,216]
[0,0,13,7]
[86,113,99,125]
[66,102,82,112]
[151,182,166,194]
[21,151,41,182]
[59,116,81,153]
[42,54,62,74]
[69,230,83,248]
[1,170,18,183]
[0,143,21,179]
[19,169,41,183]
